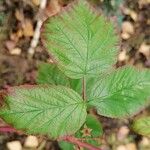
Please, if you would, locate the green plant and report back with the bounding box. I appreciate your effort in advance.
[0,0,150,149]
[132,116,150,137]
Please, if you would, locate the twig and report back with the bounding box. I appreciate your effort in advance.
[28,0,47,56]
[61,136,101,150]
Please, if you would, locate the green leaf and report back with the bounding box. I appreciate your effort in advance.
[85,114,103,137]
[132,117,150,137]
[42,0,118,79]
[37,63,97,96]
[0,85,87,138]
[88,66,150,118]
[37,63,70,86]
[37,62,81,93]
[59,141,74,150]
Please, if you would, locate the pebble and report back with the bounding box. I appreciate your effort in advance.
[140,137,150,146]
[121,32,130,40]
[126,143,137,150]
[122,21,134,35]
[122,8,137,21]
[117,126,129,141]
[117,145,127,150]
[130,11,138,21]
[24,135,39,148]
[118,50,128,62]
[10,48,22,55]
[7,141,22,150]
[139,43,150,58]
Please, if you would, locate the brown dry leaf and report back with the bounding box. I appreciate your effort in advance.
[16,29,23,38]
[15,9,24,22]
[46,0,61,17]
[22,19,34,37]
[10,33,19,42]
[32,0,40,6]
[5,40,16,51]
[139,0,150,7]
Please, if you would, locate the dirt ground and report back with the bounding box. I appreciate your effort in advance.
[0,0,149,150]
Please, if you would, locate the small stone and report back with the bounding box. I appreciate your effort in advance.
[117,145,127,150]
[7,141,22,150]
[126,143,137,150]
[10,48,21,55]
[118,50,127,62]
[139,43,150,58]
[122,8,138,21]
[140,137,150,146]
[122,8,131,15]
[24,135,39,148]
[122,21,134,35]
[117,126,129,141]
[130,11,138,21]
[121,32,130,40]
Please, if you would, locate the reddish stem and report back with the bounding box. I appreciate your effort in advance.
[61,136,101,150]
[0,126,16,133]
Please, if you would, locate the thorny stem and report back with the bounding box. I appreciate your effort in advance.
[82,77,86,100]
[0,126,16,133]
[0,127,102,150]
[61,136,101,150]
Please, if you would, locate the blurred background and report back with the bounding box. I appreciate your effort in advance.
[0,0,149,149]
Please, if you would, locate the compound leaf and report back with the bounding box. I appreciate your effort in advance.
[42,0,118,79]
[0,85,87,138]
[88,66,150,118]
[132,117,150,137]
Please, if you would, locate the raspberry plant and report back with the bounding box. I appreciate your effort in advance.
[0,0,150,149]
